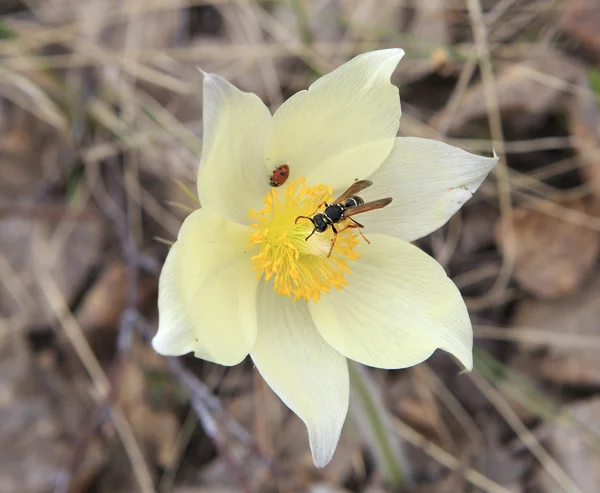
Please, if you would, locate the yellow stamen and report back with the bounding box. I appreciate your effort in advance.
[248,177,361,302]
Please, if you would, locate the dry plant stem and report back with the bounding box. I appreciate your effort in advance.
[158,410,198,493]
[435,57,478,136]
[94,151,262,491]
[451,136,575,154]
[475,349,600,451]
[349,362,410,488]
[0,250,35,315]
[431,213,462,268]
[0,316,30,369]
[234,0,284,105]
[160,351,263,459]
[35,253,156,493]
[418,365,485,453]
[514,189,600,231]
[391,417,513,493]
[134,315,292,485]
[2,41,445,72]
[121,0,145,255]
[52,402,108,493]
[410,368,457,449]
[36,175,152,491]
[163,355,271,493]
[468,369,584,493]
[466,0,515,302]
[239,0,333,74]
[97,152,266,489]
[186,383,253,493]
[478,180,600,232]
[253,368,274,458]
[475,325,600,349]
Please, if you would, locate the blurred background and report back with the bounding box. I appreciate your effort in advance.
[1,0,600,492]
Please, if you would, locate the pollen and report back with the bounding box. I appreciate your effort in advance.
[248,178,361,302]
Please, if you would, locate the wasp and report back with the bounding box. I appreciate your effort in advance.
[295,180,392,257]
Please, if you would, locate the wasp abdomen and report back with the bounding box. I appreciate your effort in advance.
[344,195,364,209]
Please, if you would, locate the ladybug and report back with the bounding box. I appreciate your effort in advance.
[269,164,290,187]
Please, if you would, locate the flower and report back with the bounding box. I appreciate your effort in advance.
[152,49,497,467]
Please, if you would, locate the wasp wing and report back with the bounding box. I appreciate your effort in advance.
[343,197,393,217]
[331,180,373,204]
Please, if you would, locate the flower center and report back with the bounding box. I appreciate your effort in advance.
[248,178,361,302]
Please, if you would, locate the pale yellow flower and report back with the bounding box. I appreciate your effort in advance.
[152,49,497,467]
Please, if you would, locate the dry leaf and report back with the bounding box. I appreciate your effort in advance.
[511,274,600,385]
[497,203,599,298]
[71,260,157,363]
[560,0,600,58]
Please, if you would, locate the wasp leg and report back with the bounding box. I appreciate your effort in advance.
[326,224,339,257]
[306,201,328,218]
[356,228,370,244]
[347,218,370,244]
[335,221,371,245]
[348,217,364,228]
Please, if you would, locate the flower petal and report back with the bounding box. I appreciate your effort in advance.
[361,137,497,242]
[310,234,472,371]
[251,283,349,467]
[264,49,404,191]
[197,73,272,224]
[153,208,258,365]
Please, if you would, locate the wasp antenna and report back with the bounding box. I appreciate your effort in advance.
[305,229,317,242]
[295,215,315,225]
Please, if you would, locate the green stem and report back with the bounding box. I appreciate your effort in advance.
[349,362,409,487]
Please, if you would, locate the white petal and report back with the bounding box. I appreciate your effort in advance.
[197,74,272,224]
[361,137,497,242]
[153,209,258,365]
[264,49,404,191]
[251,283,349,467]
[310,234,472,370]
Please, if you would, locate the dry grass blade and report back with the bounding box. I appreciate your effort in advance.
[514,189,600,231]
[0,66,67,132]
[475,324,600,349]
[392,417,512,493]
[469,371,584,493]
[158,410,198,493]
[33,235,156,493]
[466,0,515,304]
[417,365,485,452]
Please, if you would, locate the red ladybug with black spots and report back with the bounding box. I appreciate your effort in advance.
[269,164,290,187]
